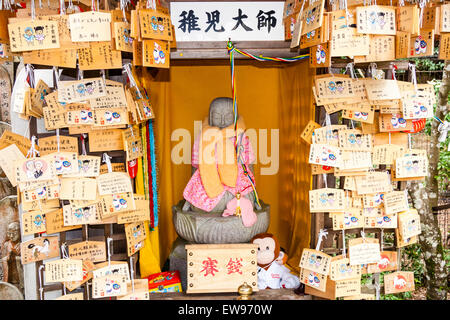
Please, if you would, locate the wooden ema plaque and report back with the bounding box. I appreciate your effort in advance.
[305,276,361,299]
[185,244,258,294]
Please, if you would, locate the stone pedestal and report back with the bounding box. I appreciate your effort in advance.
[169,200,271,291]
[172,200,270,244]
[168,237,190,291]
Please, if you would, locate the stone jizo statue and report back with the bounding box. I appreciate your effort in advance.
[182,97,260,214]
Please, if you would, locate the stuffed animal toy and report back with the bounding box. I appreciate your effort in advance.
[251,233,300,290]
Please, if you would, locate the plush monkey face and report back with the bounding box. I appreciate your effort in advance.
[254,237,276,265]
[251,233,280,268]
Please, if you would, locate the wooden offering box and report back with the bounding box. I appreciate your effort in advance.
[186,244,258,294]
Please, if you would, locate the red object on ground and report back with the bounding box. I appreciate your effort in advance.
[146,271,182,292]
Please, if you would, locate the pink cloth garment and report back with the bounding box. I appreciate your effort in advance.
[222,196,257,227]
[183,132,256,212]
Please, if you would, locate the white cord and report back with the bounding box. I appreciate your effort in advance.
[315,229,328,251]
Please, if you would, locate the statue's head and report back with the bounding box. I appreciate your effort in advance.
[6,222,20,242]
[209,97,235,129]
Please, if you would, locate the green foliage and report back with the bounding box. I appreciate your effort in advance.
[401,244,426,286]
[410,57,445,71]
[418,70,450,191]
[382,291,413,300]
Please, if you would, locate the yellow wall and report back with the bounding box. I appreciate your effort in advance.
[138,59,314,271]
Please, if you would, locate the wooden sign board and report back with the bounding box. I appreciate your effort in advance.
[299,267,327,292]
[68,241,107,262]
[54,292,84,300]
[305,277,361,299]
[301,0,325,35]
[309,188,346,212]
[329,256,361,281]
[438,32,450,60]
[185,244,258,294]
[77,42,122,70]
[308,144,342,168]
[88,128,124,152]
[395,155,428,179]
[142,39,170,68]
[64,260,95,291]
[0,130,34,156]
[363,251,398,274]
[45,208,81,234]
[408,29,434,58]
[92,275,128,298]
[45,258,83,283]
[8,19,60,52]
[384,271,415,294]
[299,248,332,275]
[69,11,112,42]
[354,35,395,63]
[356,5,396,35]
[38,135,78,156]
[21,236,59,264]
[301,121,321,144]
[348,237,381,265]
[398,209,421,239]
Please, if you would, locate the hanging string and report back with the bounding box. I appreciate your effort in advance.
[102,153,113,173]
[38,265,45,300]
[26,136,40,158]
[380,229,384,250]
[342,229,346,258]
[436,117,449,148]
[56,129,60,153]
[361,230,366,242]
[52,67,60,90]
[227,41,309,62]
[369,63,378,79]
[315,229,328,251]
[345,62,357,79]
[25,64,36,88]
[120,0,129,23]
[408,133,412,150]
[350,120,355,129]
[100,69,106,82]
[106,237,113,268]
[123,63,143,98]
[324,112,332,142]
[77,69,84,81]
[227,41,262,208]
[388,132,391,145]
[409,63,418,93]
[80,134,87,155]
[228,38,238,148]
[322,173,328,188]
[129,256,135,293]
[61,243,69,259]
[31,0,36,20]
[418,0,427,28]
[342,0,349,31]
